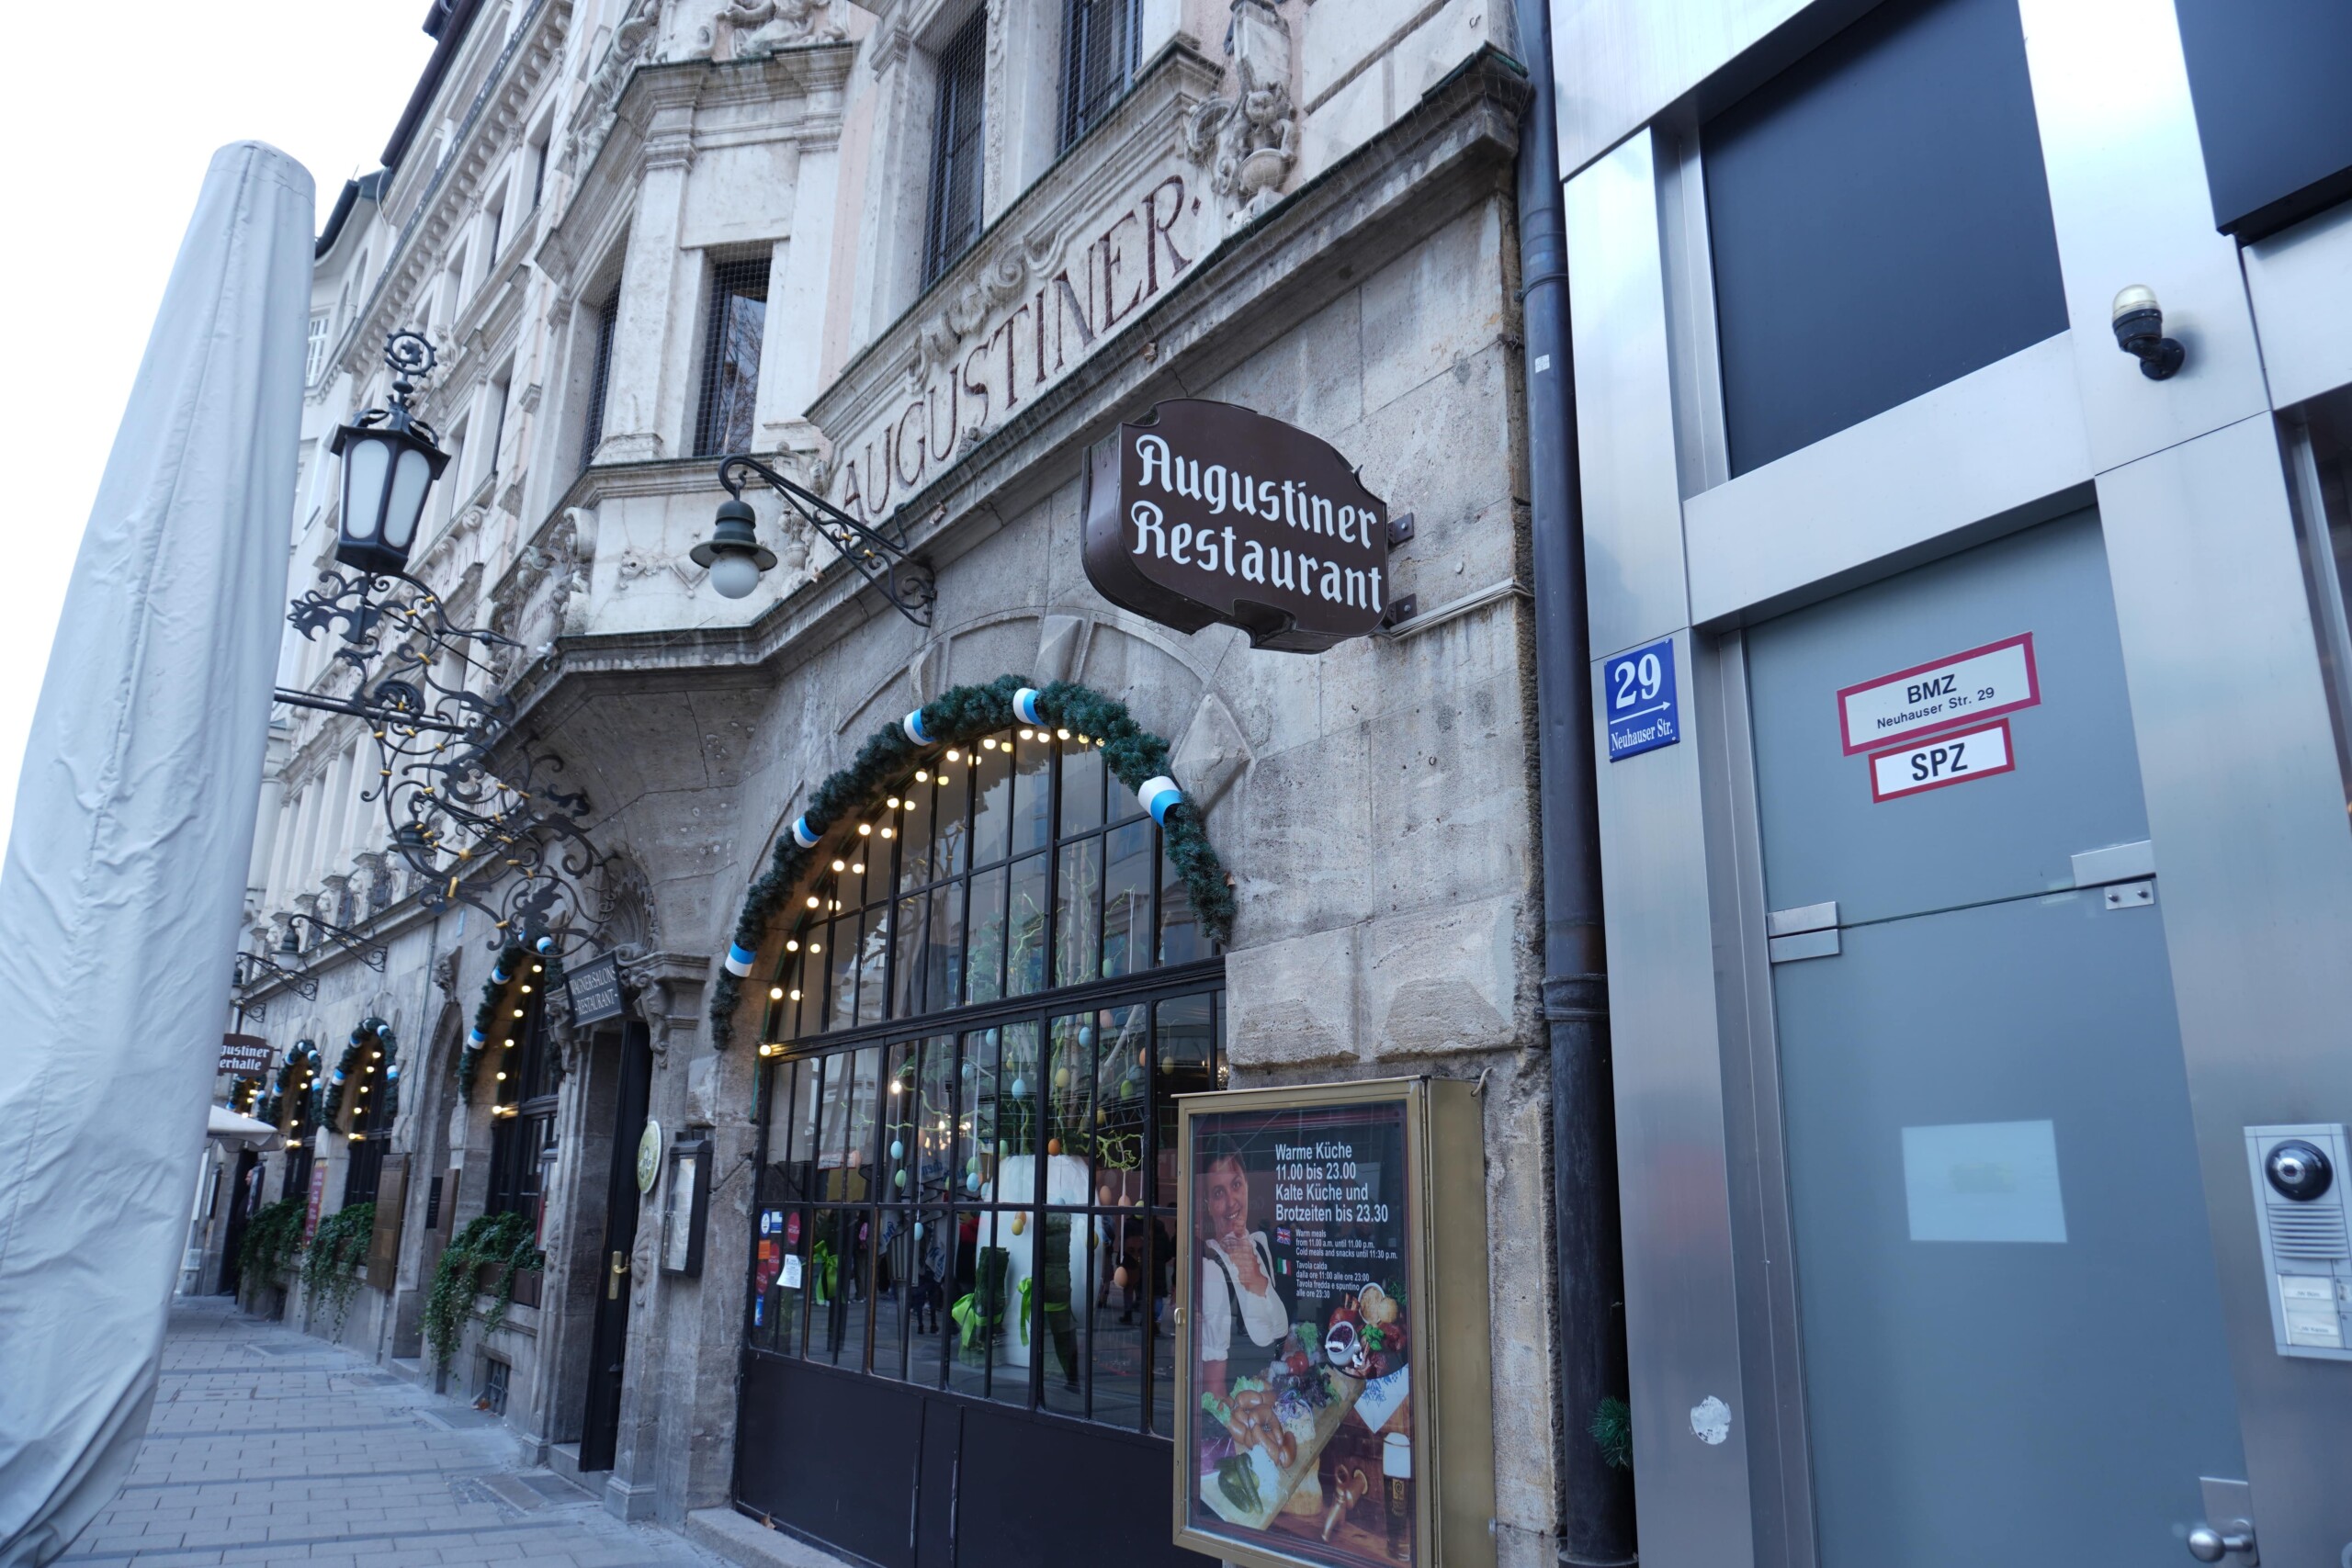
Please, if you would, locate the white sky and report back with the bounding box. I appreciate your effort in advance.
[0,6,438,856]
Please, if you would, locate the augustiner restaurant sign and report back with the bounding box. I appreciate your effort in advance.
[1083,400,1391,653]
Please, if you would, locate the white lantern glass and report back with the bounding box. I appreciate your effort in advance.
[384,446,435,550]
[342,435,389,543]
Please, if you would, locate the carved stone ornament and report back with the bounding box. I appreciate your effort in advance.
[432,947,462,1000]
[1182,52,1296,204]
[912,228,1060,383]
[564,0,671,172]
[721,0,845,57]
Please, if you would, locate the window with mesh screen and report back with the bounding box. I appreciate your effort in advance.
[922,10,989,288]
[695,257,771,458]
[1060,0,1141,151]
[580,292,619,473]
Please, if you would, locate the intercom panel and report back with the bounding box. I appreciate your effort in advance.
[2244,1123,2352,1361]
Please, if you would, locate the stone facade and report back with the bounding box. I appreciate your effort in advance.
[215,0,1561,1561]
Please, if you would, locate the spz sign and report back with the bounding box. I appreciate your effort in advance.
[1082,400,1391,652]
[1868,718,2015,802]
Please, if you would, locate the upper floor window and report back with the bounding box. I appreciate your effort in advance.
[305,313,331,387]
[695,257,770,458]
[1060,0,1141,150]
[922,10,989,288]
[580,292,620,472]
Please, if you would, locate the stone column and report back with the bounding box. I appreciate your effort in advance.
[596,78,704,464]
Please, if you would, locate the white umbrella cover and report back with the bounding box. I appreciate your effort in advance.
[0,142,311,1562]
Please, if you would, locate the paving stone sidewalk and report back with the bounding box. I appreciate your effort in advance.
[61,1294,727,1568]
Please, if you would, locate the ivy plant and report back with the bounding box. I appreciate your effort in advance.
[300,1201,375,1337]
[423,1211,542,1368]
[238,1197,306,1289]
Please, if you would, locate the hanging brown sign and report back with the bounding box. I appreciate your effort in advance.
[1083,400,1391,653]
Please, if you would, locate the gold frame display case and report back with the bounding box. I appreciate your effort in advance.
[1171,1077,1495,1568]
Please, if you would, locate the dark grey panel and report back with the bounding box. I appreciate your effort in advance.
[1746,511,2146,923]
[1771,894,2242,1565]
[1703,0,2068,475]
[2177,0,2352,240]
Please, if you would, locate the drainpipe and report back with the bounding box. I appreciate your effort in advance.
[1510,1,1636,1563]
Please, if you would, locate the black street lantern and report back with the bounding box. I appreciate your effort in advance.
[329,331,450,577]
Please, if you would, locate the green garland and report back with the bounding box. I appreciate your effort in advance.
[423,1210,542,1367]
[456,945,527,1102]
[322,1019,395,1125]
[238,1197,306,1289]
[707,676,1234,1048]
[300,1201,375,1337]
[256,1039,320,1129]
[1589,1395,1634,1472]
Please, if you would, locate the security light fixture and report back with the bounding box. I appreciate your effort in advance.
[329,332,451,575]
[2110,285,2185,380]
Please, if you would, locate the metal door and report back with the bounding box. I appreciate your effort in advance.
[578,1019,652,1472]
[1745,510,2245,1563]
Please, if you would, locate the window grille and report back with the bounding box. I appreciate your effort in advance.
[580,292,619,473]
[1059,0,1142,151]
[746,728,1225,1434]
[530,135,548,210]
[305,313,330,386]
[922,10,989,288]
[694,257,771,458]
[480,1356,511,1416]
[486,964,560,1224]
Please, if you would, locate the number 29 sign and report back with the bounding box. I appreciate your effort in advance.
[1604,638,1679,761]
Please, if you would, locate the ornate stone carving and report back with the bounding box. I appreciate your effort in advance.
[432,946,462,1000]
[721,0,845,56]
[1182,53,1295,203]
[351,850,395,916]
[564,0,671,172]
[616,952,712,1060]
[913,228,1060,382]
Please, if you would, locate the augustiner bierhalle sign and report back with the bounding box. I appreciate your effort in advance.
[1083,400,1390,653]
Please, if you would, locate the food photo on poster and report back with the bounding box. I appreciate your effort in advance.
[1188,1100,1416,1568]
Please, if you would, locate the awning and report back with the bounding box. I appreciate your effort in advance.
[205,1106,280,1151]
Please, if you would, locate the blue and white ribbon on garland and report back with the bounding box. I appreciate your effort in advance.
[468,1027,487,1047]
[725,942,758,978]
[902,708,934,745]
[1013,688,1044,727]
[790,815,820,849]
[1137,775,1182,825]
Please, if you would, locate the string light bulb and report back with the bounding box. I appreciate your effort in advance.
[770,987,785,1000]
[857,823,872,836]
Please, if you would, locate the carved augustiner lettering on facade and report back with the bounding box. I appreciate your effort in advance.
[834,174,1193,523]
[1082,399,1390,654]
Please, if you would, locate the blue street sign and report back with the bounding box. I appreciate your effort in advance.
[1604,638,1679,761]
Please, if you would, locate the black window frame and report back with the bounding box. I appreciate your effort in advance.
[485,968,560,1224]
[694,256,772,458]
[1058,0,1143,152]
[579,291,620,473]
[922,9,989,288]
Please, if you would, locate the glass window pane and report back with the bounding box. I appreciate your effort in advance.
[926,881,966,1012]
[1091,1208,1148,1429]
[1148,1213,1179,1434]
[1102,821,1152,981]
[845,1045,881,1198]
[1055,838,1102,989]
[933,761,971,879]
[1036,1211,1086,1413]
[992,1021,1041,1198]
[965,864,1007,1005]
[908,1208,952,1388]
[1109,765,1145,824]
[970,736,1014,866]
[913,1037,956,1206]
[873,1207,919,1381]
[752,1204,809,1355]
[983,1202,1032,1406]
[1006,852,1050,998]
[792,941,822,1037]
[857,904,890,1026]
[810,1207,871,1369]
[949,1208,1004,1400]
[1159,848,1205,965]
[1012,729,1052,855]
[1096,1006,1149,1209]
[776,1062,820,1201]
[883,1040,921,1202]
[899,781,934,891]
[830,913,861,1032]
[1059,739,1104,837]
[1154,995,1216,1207]
[892,895,925,1018]
[1047,1014,1095,1202]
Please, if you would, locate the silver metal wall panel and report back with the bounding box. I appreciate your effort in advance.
[1589,635,1758,1568]
[1566,130,1693,659]
[1682,333,2091,625]
[2245,198,2352,409]
[2099,412,2352,1567]
[2017,0,2269,472]
[1550,0,1810,178]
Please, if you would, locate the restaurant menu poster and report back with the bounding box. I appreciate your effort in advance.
[1186,1098,1416,1568]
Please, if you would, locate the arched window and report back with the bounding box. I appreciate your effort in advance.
[270,1041,322,1202]
[336,1019,399,1206]
[747,724,1224,1437]
[486,960,560,1223]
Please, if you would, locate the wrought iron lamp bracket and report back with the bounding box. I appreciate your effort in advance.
[717,454,937,626]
